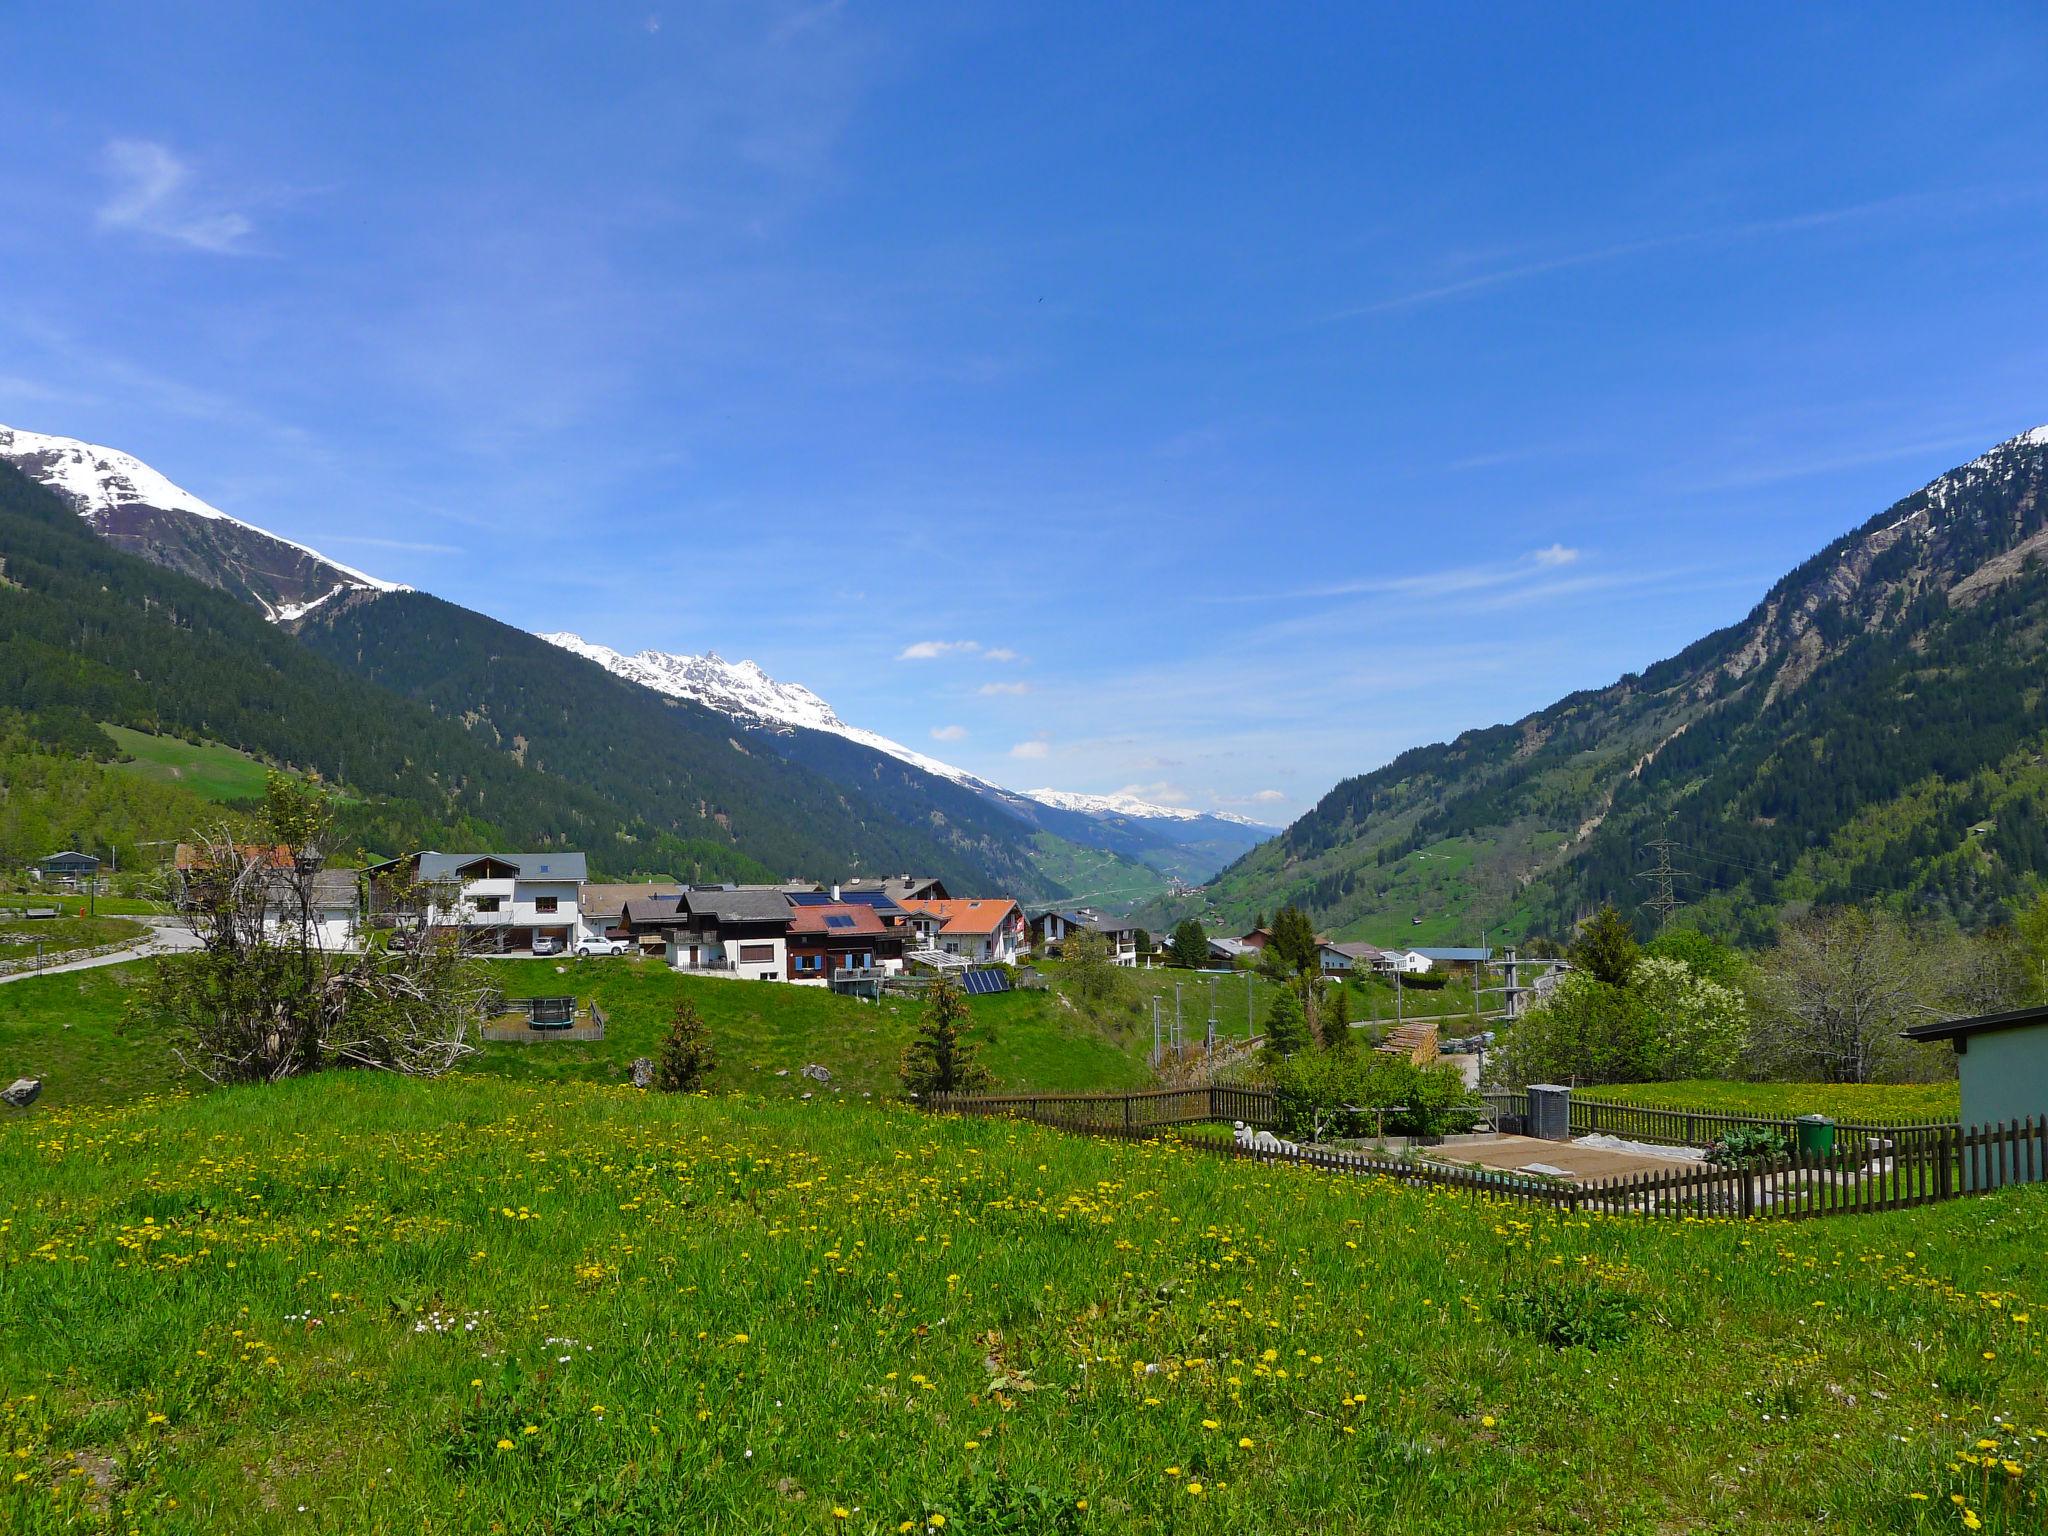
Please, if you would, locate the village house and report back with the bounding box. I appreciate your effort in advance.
[1208,935,1257,966]
[577,882,682,946]
[1032,907,1143,966]
[175,844,362,948]
[365,851,587,955]
[903,897,1026,964]
[659,886,794,980]
[1318,940,1385,973]
[785,895,906,982]
[837,876,951,905]
[33,850,100,888]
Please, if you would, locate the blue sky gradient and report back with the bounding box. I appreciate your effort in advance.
[4,2,2045,818]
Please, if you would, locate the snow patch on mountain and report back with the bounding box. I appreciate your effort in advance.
[0,424,405,613]
[540,632,1271,825]
[1023,788,1266,827]
[539,632,995,788]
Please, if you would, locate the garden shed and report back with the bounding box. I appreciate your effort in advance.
[1902,1004,2048,1134]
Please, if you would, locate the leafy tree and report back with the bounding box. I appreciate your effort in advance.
[2011,889,2048,1004]
[656,997,716,1092]
[1269,905,1319,975]
[1062,930,1124,1013]
[1168,918,1211,970]
[130,772,485,1083]
[1642,926,1744,988]
[1748,908,1958,1083]
[1271,1051,1478,1140]
[1134,928,1153,960]
[1569,903,1640,987]
[1260,982,1314,1062]
[899,973,993,1097]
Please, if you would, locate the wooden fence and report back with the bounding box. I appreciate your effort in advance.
[1567,1096,1958,1150]
[923,1088,2047,1220]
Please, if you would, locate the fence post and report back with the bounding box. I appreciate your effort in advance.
[1124,1095,1132,1130]
[1739,1168,1755,1221]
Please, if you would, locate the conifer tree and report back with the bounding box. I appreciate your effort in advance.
[1260,982,1314,1062]
[900,974,994,1096]
[1320,979,1353,1053]
[1570,902,1641,987]
[657,997,716,1092]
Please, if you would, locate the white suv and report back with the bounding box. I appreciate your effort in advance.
[575,937,628,958]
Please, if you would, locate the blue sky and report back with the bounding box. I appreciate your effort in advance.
[4,3,2046,821]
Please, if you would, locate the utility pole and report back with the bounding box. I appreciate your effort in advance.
[1246,971,1254,1041]
[1152,997,1161,1068]
[1636,835,1691,932]
[1206,977,1218,1053]
[1174,983,1184,1060]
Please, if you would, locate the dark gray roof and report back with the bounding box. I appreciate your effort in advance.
[681,888,794,925]
[413,851,588,883]
[1902,1004,2048,1043]
[621,895,687,927]
[582,882,681,918]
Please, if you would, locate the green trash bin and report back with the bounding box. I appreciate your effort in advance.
[1794,1114,1836,1157]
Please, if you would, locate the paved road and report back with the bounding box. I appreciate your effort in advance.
[0,918,201,986]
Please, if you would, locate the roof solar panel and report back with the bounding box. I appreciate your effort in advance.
[824,914,856,929]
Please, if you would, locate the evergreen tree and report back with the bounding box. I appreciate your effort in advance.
[1319,979,1353,1053]
[1569,903,1640,986]
[1260,982,1313,1062]
[1169,918,1211,969]
[1270,905,1319,975]
[1252,910,1267,934]
[657,997,716,1092]
[900,974,993,1097]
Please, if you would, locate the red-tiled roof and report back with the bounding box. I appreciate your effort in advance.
[902,897,1021,936]
[786,902,888,937]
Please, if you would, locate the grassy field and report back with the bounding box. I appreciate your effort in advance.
[1025,833,1169,911]
[1578,1080,1962,1122]
[475,958,1155,1098]
[100,725,274,805]
[1,893,172,917]
[2,1074,2043,1534]
[0,915,148,963]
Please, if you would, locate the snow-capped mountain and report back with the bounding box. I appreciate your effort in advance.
[1024,788,1267,827]
[539,632,998,790]
[0,424,404,622]
[539,632,1275,830]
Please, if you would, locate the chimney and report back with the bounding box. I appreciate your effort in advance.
[831,884,840,902]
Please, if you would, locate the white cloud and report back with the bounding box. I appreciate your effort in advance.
[1251,789,1287,803]
[978,681,1034,697]
[1116,780,1190,805]
[1009,739,1050,760]
[897,639,979,660]
[97,140,253,254]
[982,646,1021,662]
[1531,544,1579,567]
[930,724,967,741]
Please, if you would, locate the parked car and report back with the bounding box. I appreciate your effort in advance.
[575,937,628,958]
[531,935,564,957]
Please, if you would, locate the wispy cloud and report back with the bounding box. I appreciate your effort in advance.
[898,638,980,660]
[1332,187,2008,318]
[1116,780,1190,805]
[978,681,1033,697]
[930,724,967,741]
[1221,545,1583,605]
[315,534,464,554]
[982,646,1021,662]
[97,140,253,254]
[1009,739,1050,760]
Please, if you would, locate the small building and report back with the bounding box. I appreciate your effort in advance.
[1319,940,1384,974]
[1208,935,1257,967]
[1238,927,1273,950]
[785,899,905,983]
[837,876,951,905]
[903,897,1026,965]
[260,869,361,950]
[663,887,793,980]
[1411,946,1492,975]
[34,850,101,887]
[1031,908,1142,966]
[1902,1005,2048,1138]
[578,882,682,945]
[365,851,588,955]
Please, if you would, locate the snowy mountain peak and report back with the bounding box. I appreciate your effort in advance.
[0,423,406,621]
[539,632,990,788]
[1023,788,1266,826]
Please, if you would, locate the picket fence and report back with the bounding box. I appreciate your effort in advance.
[922,1088,2047,1220]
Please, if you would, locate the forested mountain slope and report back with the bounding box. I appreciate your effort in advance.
[290,589,1098,898]
[1163,427,2048,945]
[0,461,761,880]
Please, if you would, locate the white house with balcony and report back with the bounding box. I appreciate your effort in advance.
[367,851,588,954]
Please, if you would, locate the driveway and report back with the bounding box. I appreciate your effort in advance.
[0,918,200,986]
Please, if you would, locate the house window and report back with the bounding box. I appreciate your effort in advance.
[797,954,821,972]
[474,896,502,913]
[739,943,775,964]
[535,896,558,914]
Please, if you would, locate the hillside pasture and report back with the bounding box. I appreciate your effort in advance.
[1577,1080,1962,1123]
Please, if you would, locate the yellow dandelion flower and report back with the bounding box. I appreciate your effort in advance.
[496,1439,514,1451]
[1201,1419,1219,1430]
[1186,1482,1203,1495]
[1239,1437,1254,1449]
[832,1508,849,1519]
[1481,1415,1497,1428]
